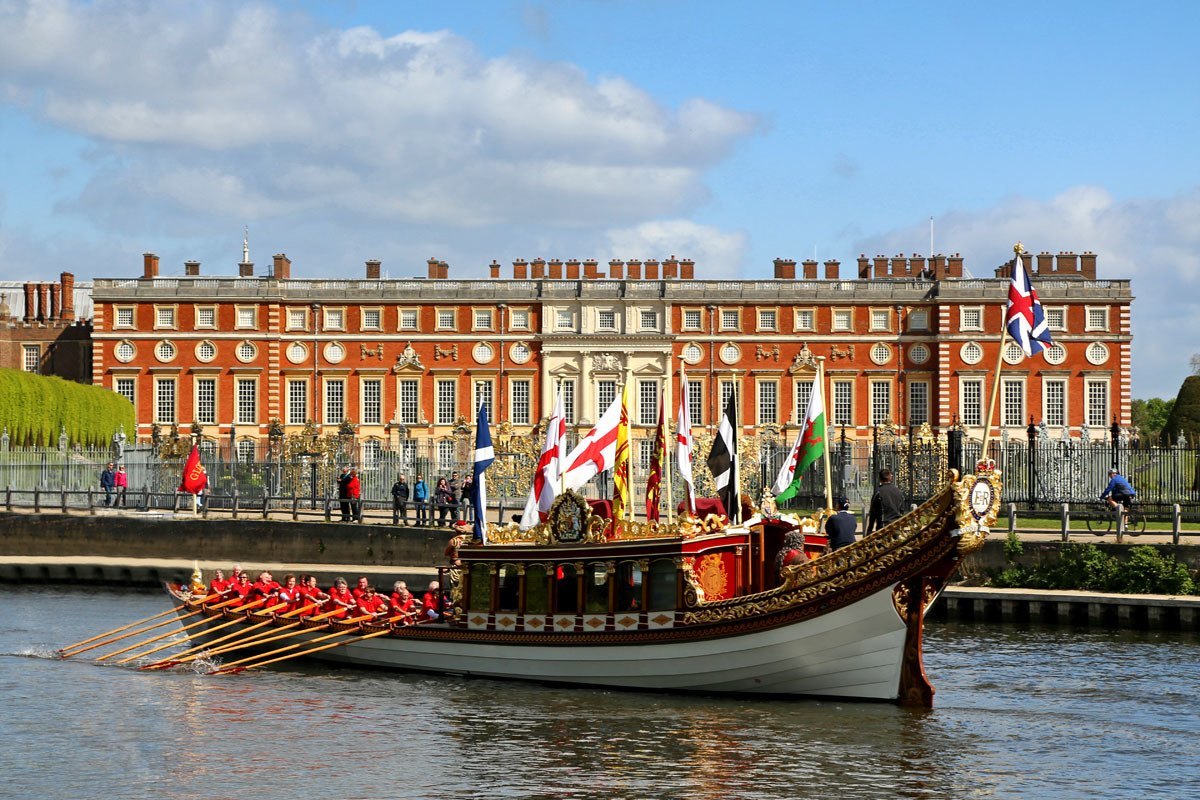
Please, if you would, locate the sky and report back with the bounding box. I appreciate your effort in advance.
[0,0,1198,398]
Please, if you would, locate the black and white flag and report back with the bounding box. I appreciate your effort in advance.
[706,393,739,523]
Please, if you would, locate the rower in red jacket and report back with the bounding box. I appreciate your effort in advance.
[324,577,356,619]
[208,569,230,596]
[420,580,441,621]
[249,571,282,607]
[356,586,390,619]
[226,572,253,607]
[296,575,329,615]
[351,575,370,601]
[276,574,303,613]
[390,581,417,624]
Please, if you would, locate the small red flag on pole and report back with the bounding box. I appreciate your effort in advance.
[179,445,207,495]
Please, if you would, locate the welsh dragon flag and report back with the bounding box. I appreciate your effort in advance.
[773,383,826,504]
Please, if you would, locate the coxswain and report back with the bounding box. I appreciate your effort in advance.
[390,581,417,624]
[773,531,810,579]
[208,569,230,597]
[351,575,370,601]
[356,586,390,619]
[324,577,356,619]
[420,580,441,621]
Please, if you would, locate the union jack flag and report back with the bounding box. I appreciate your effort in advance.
[1006,256,1053,357]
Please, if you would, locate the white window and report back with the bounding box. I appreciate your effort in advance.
[1045,307,1066,330]
[155,341,176,362]
[597,380,617,419]
[115,307,135,328]
[832,308,853,332]
[870,382,892,426]
[961,379,983,427]
[475,381,494,422]
[720,343,740,364]
[961,341,984,365]
[1002,378,1025,428]
[757,309,777,331]
[598,310,617,331]
[682,342,703,364]
[908,381,929,426]
[683,309,702,330]
[757,381,778,425]
[155,306,176,328]
[1044,379,1066,427]
[960,307,983,331]
[1086,307,1109,331]
[324,379,345,424]
[236,440,256,464]
[287,381,308,425]
[437,440,456,471]
[1004,341,1026,365]
[398,379,419,425]
[638,380,659,426]
[687,379,703,424]
[362,440,382,470]
[1086,342,1110,365]
[1044,343,1067,366]
[908,343,931,365]
[155,379,176,423]
[236,307,256,329]
[556,309,574,330]
[510,342,531,364]
[286,342,308,364]
[196,341,216,362]
[115,341,135,362]
[472,342,494,363]
[399,309,419,331]
[115,377,135,406]
[237,341,257,362]
[473,309,492,330]
[511,379,531,425]
[561,380,576,424]
[362,308,382,331]
[1086,380,1109,427]
[362,379,382,425]
[794,380,813,424]
[196,306,216,328]
[870,308,891,331]
[832,381,853,426]
[287,308,307,330]
[22,345,39,373]
[638,439,655,471]
[908,309,929,331]
[719,381,739,414]
[794,309,815,331]
[510,308,530,330]
[870,342,892,365]
[235,378,257,424]
[436,309,456,330]
[720,309,740,330]
[195,378,216,424]
[640,310,657,331]
[436,379,457,425]
[324,308,345,330]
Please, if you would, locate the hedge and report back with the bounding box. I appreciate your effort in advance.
[0,369,136,447]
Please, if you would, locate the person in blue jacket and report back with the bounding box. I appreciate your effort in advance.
[412,474,430,526]
[1100,468,1136,521]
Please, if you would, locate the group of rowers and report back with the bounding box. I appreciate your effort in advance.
[198,565,442,625]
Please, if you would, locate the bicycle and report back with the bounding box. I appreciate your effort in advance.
[1086,499,1145,536]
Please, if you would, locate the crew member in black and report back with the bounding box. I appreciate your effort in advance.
[864,468,906,535]
[825,497,858,550]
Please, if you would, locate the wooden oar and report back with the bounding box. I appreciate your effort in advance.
[211,615,374,673]
[58,593,219,655]
[214,612,406,675]
[116,602,289,665]
[142,603,324,670]
[201,607,405,660]
[95,598,270,662]
[220,627,394,674]
[62,604,214,658]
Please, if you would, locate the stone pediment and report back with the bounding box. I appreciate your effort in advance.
[392,342,425,373]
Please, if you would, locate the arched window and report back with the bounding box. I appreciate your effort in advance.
[497,564,519,612]
[524,564,548,615]
[585,563,609,614]
[555,563,579,614]
[647,559,677,611]
[615,561,644,612]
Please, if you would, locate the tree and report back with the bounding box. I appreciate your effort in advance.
[1131,397,1174,443]
[1162,375,1200,446]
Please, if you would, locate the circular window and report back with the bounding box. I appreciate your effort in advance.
[1086,342,1109,365]
[509,342,531,364]
[1043,342,1067,365]
[473,342,494,364]
[1003,341,1026,365]
[324,342,345,364]
[115,341,136,363]
[870,342,892,365]
[682,342,703,365]
[155,341,176,362]
[907,343,930,365]
[236,341,258,363]
[720,343,740,365]
[195,341,216,363]
[960,341,984,366]
[286,342,308,364]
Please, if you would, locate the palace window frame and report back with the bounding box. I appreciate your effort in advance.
[234,305,257,330]
[114,377,136,409]
[793,379,814,423]
[22,344,39,373]
[323,307,346,331]
[597,309,618,332]
[831,307,854,332]
[361,378,383,425]
[756,379,779,426]
[472,308,494,332]
[510,379,531,426]
[757,308,778,332]
[794,308,816,332]
[1085,378,1110,428]
[360,307,383,332]
[960,377,984,427]
[639,310,658,332]
[1044,306,1067,331]
[1085,306,1109,332]
[324,379,346,425]
[286,379,308,425]
[831,380,853,426]
[638,379,659,426]
[869,380,893,426]
[435,379,458,425]
[235,377,258,425]
[869,307,892,332]
[435,307,457,332]
[194,377,217,424]
[908,380,930,426]
[959,306,984,332]
[1043,378,1067,428]
[1001,377,1026,428]
[154,378,177,424]
[194,305,217,329]
[398,307,420,332]
[508,307,531,331]
[397,378,420,425]
[719,308,741,332]
[286,307,308,331]
[682,308,703,331]
[113,305,136,329]
[153,304,177,330]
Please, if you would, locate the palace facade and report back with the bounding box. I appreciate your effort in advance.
[89,250,1131,458]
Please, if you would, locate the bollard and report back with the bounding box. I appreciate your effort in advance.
[5,486,11,512]
[324,497,332,523]
[232,488,240,520]
[262,494,270,520]
[1173,503,1182,546]
[88,487,95,515]
[1116,501,1125,544]
[173,492,181,512]
[61,486,68,514]
[1007,503,1016,536]
[1061,502,1070,542]
[292,494,299,521]
[142,486,149,511]
[202,496,210,519]
[34,487,41,513]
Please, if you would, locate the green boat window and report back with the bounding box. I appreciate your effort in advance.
[497,563,519,612]
[524,564,548,615]
[555,563,579,614]
[585,563,609,613]
[616,561,643,612]
[468,563,491,612]
[647,558,676,611]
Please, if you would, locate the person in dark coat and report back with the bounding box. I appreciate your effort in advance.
[337,467,352,522]
[825,497,858,550]
[100,462,116,506]
[448,470,462,521]
[391,475,410,525]
[864,468,906,535]
[434,477,455,527]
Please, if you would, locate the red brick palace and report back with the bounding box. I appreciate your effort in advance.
[89,250,1131,454]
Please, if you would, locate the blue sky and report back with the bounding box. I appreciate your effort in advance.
[1,0,1198,397]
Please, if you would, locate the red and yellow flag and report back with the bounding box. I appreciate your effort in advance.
[645,396,666,522]
[611,381,631,522]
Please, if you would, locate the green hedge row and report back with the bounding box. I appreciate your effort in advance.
[0,369,135,447]
[992,536,1197,595]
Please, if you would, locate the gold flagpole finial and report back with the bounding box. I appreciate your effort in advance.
[1013,241,1026,256]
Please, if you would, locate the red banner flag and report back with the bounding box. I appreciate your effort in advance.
[645,397,666,522]
[179,445,207,495]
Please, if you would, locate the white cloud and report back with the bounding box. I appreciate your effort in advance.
[605,220,748,277]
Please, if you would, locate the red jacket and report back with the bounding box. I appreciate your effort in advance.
[347,476,361,499]
[325,586,355,618]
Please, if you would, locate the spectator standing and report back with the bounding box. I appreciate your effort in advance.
[448,470,462,521]
[413,474,429,526]
[347,469,362,521]
[864,468,906,535]
[100,462,116,507]
[337,467,352,522]
[434,477,454,527]
[114,465,129,508]
[460,473,474,524]
[391,475,410,525]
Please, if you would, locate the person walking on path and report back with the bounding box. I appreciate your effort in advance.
[114,465,128,508]
[825,497,858,551]
[413,475,429,526]
[391,474,410,525]
[864,468,906,535]
[337,467,352,522]
[100,462,116,507]
[347,469,362,522]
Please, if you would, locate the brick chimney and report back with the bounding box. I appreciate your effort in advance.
[438,261,449,279]
[680,259,695,279]
[929,255,947,280]
[489,259,501,279]
[909,255,927,277]
[802,259,818,279]
[50,283,61,320]
[23,283,35,323]
[584,259,601,279]
[1036,251,1054,274]
[143,252,160,280]
[663,255,679,279]
[873,255,889,278]
[773,258,796,279]
[565,259,581,280]
[38,283,50,321]
[946,253,964,278]
[239,259,254,277]
[548,259,564,279]
[513,259,529,279]
[1080,251,1097,279]
[609,259,625,280]
[857,255,871,279]
[824,259,840,280]
[427,258,440,279]
[644,259,660,280]
[184,260,200,276]
[365,259,381,280]
[531,258,546,279]
[1057,251,1078,275]
[59,272,75,320]
[627,260,642,280]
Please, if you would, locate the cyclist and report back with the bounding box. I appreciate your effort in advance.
[1100,468,1136,523]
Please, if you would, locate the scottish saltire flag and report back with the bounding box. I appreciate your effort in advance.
[471,403,494,542]
[706,393,739,523]
[1006,257,1053,357]
[773,381,826,505]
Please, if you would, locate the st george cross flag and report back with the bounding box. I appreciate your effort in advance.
[1006,256,1053,357]
[676,366,696,515]
[773,381,826,504]
[520,390,567,529]
[706,393,739,523]
[645,396,667,522]
[471,403,495,542]
[562,391,624,492]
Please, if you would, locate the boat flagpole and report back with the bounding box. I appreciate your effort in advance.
[664,359,675,526]
[733,369,741,524]
[556,378,565,496]
[980,242,1023,463]
[818,356,834,511]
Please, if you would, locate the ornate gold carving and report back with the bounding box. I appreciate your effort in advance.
[952,466,1004,555]
[694,553,729,600]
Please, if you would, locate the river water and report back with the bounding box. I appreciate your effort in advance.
[2,587,1198,800]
